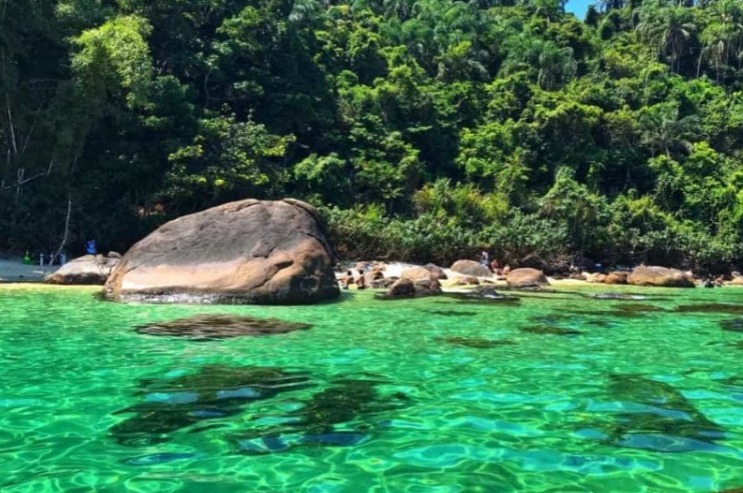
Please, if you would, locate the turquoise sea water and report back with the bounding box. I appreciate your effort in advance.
[1,284,742,492]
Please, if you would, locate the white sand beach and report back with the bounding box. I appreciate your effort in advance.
[0,258,57,282]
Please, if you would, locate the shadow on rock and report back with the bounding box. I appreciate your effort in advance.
[595,374,726,453]
[435,336,517,349]
[235,378,409,454]
[110,365,313,446]
[135,314,312,341]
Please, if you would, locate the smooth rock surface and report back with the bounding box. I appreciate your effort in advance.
[506,268,549,288]
[45,254,119,285]
[628,266,695,288]
[450,260,492,278]
[105,199,339,304]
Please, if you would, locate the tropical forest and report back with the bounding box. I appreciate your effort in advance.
[3,0,743,272]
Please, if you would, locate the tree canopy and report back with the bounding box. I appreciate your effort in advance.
[2,0,743,271]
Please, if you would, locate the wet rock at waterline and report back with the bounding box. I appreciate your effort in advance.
[420,309,478,317]
[135,314,312,340]
[44,253,120,285]
[628,266,695,288]
[436,336,517,349]
[614,304,665,313]
[720,318,743,333]
[109,365,314,446]
[589,293,649,300]
[381,277,442,299]
[443,289,520,304]
[105,199,339,304]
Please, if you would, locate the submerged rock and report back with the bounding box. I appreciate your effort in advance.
[435,336,516,349]
[628,266,695,288]
[590,293,648,300]
[597,374,726,452]
[135,314,312,340]
[45,254,119,285]
[519,325,582,336]
[614,304,665,313]
[109,365,313,445]
[443,287,519,304]
[236,378,408,455]
[674,303,743,315]
[105,199,339,304]
[720,318,743,333]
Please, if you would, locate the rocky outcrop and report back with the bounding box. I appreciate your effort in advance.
[385,277,441,298]
[506,268,549,288]
[45,254,120,285]
[604,271,628,285]
[628,266,695,288]
[450,260,492,278]
[728,276,743,286]
[105,199,339,304]
[424,263,448,280]
[585,273,607,283]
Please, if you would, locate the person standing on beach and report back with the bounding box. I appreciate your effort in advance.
[480,251,489,266]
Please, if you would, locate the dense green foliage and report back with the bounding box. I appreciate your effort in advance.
[3,0,743,271]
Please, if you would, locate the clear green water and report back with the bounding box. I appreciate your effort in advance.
[1,285,743,493]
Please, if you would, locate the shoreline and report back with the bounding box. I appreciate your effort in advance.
[0,258,58,283]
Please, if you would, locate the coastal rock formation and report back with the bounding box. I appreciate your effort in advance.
[386,277,441,298]
[424,263,448,280]
[585,273,607,283]
[105,199,339,304]
[506,268,549,288]
[604,271,628,285]
[401,266,435,282]
[450,260,491,278]
[628,266,695,288]
[45,254,120,285]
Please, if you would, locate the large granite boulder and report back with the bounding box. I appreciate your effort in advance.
[506,268,549,288]
[628,266,695,288]
[45,254,120,285]
[450,260,492,278]
[105,199,340,304]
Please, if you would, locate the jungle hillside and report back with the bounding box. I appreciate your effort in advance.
[2,0,743,271]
